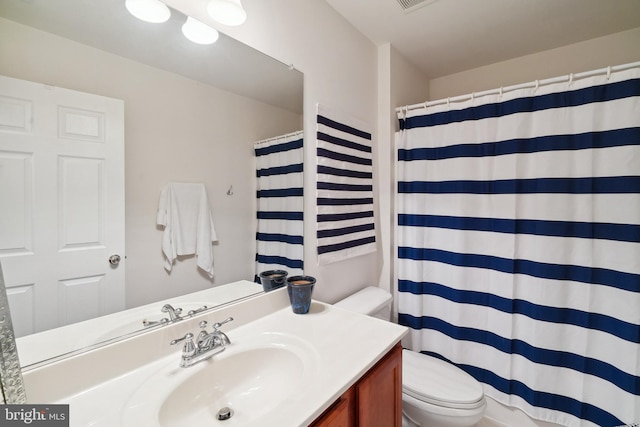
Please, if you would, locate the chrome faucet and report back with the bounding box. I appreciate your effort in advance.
[143,305,209,328]
[170,317,234,368]
[142,304,183,328]
[161,304,184,321]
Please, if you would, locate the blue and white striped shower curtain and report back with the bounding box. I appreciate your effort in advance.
[396,65,640,426]
[316,104,376,265]
[254,132,304,279]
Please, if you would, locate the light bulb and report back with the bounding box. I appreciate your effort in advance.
[207,0,247,26]
[182,17,219,45]
[125,0,171,23]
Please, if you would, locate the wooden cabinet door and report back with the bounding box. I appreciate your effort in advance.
[356,343,403,427]
[311,387,355,427]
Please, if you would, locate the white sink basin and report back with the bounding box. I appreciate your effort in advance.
[122,331,316,427]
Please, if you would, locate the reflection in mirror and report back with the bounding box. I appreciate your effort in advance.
[0,0,303,369]
[0,262,26,403]
[254,131,305,286]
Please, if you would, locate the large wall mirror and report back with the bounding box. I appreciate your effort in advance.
[0,0,303,369]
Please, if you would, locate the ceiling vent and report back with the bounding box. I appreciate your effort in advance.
[395,0,438,13]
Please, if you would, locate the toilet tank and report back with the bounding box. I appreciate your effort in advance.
[334,287,392,321]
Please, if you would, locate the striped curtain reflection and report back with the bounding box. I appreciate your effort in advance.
[254,131,304,279]
[396,64,640,426]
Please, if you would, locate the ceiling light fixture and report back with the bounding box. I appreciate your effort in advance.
[182,17,220,45]
[207,0,247,26]
[125,0,171,23]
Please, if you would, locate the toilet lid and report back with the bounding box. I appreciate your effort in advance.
[402,349,484,409]
[334,287,391,316]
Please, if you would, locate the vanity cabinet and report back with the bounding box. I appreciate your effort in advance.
[312,387,356,427]
[311,343,402,427]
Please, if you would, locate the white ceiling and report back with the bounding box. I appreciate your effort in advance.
[325,0,640,78]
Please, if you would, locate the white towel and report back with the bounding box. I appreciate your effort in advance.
[157,182,217,278]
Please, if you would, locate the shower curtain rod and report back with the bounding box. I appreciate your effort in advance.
[254,130,303,146]
[396,60,640,114]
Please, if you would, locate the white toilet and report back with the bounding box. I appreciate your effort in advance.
[334,287,486,427]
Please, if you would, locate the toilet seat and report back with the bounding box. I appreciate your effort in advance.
[402,349,485,410]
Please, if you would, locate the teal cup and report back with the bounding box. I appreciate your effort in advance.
[286,275,316,314]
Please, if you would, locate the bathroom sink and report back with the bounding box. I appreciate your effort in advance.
[122,331,316,427]
[159,346,302,426]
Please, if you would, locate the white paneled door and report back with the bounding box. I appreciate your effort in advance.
[0,75,125,337]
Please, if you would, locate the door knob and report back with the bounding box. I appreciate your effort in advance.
[108,254,121,265]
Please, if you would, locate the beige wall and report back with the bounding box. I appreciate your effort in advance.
[377,44,430,306]
[0,17,302,308]
[391,47,430,127]
[429,27,640,100]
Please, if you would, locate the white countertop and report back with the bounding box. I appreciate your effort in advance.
[22,287,407,426]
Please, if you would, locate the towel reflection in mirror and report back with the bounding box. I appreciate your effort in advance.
[157,182,217,278]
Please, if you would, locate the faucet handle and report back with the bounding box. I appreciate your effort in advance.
[170,332,194,346]
[187,305,209,316]
[170,332,196,357]
[212,317,233,346]
[142,317,169,327]
[212,317,234,331]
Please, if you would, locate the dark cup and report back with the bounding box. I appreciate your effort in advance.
[259,270,288,292]
[286,275,316,314]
